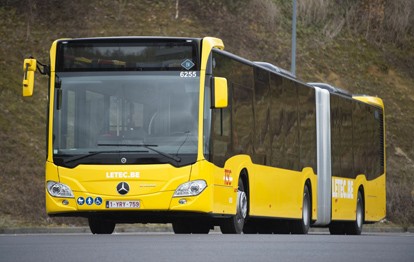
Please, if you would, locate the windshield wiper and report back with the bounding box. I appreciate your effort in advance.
[62,150,148,164]
[97,143,181,163]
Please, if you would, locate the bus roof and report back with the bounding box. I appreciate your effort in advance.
[353,95,384,108]
[307,82,352,97]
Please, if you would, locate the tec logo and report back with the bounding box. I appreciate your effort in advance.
[77,196,103,206]
[224,169,233,186]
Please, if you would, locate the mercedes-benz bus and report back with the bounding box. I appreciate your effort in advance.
[22,36,385,234]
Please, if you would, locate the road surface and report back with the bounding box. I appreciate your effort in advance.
[1,232,413,262]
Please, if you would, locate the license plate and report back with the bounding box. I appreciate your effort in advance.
[106,200,140,209]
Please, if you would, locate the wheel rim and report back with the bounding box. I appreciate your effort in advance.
[303,192,310,227]
[356,195,363,229]
[237,190,248,223]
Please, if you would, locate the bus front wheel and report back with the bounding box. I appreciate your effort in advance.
[172,219,210,234]
[88,217,115,234]
[220,177,248,234]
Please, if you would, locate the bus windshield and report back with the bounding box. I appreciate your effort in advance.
[56,38,199,72]
[52,71,200,167]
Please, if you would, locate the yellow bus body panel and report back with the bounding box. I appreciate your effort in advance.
[331,174,386,222]
[353,96,384,108]
[46,161,194,214]
[46,159,234,215]
[249,165,316,219]
[193,155,319,220]
[47,40,59,162]
[364,174,386,222]
[331,176,364,221]
[197,37,224,161]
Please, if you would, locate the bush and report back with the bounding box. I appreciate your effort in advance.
[296,0,413,45]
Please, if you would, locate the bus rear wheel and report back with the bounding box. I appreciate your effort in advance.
[345,190,364,235]
[88,217,115,234]
[329,222,345,235]
[329,190,364,235]
[220,177,248,234]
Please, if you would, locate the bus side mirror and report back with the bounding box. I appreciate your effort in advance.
[22,58,37,97]
[212,77,228,109]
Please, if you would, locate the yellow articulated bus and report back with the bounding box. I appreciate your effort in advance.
[22,37,385,234]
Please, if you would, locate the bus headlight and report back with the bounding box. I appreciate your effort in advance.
[173,180,207,197]
[47,181,74,198]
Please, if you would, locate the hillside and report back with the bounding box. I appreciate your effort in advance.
[0,0,413,228]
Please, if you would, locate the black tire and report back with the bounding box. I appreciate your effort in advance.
[172,220,192,234]
[220,177,248,234]
[191,223,211,234]
[272,220,290,234]
[291,186,311,234]
[329,222,345,235]
[242,220,258,234]
[345,190,364,235]
[256,220,274,234]
[88,217,115,234]
[172,219,210,234]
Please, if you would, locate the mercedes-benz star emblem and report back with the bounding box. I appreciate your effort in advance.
[117,182,130,195]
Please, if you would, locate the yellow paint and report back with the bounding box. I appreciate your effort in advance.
[364,174,386,222]
[212,77,228,108]
[248,165,316,219]
[331,176,360,220]
[352,96,384,108]
[47,40,60,162]
[22,58,36,96]
[331,173,386,222]
[197,37,224,162]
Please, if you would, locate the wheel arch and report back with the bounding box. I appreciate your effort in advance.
[223,155,252,199]
[239,168,249,195]
[358,185,365,200]
[222,155,252,216]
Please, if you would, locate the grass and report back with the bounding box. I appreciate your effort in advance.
[0,0,413,228]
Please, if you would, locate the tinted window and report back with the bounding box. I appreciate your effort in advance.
[210,50,317,172]
[56,39,199,72]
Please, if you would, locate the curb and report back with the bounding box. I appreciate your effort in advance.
[0,224,173,234]
[1,224,412,234]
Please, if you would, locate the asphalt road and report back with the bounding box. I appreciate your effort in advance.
[1,232,413,262]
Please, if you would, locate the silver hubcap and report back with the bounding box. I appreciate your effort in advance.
[356,196,363,228]
[237,190,248,222]
[303,193,310,227]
